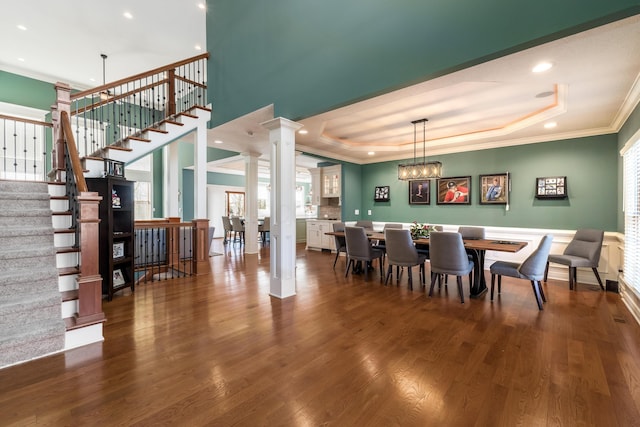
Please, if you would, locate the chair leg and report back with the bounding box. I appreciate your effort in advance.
[531,280,544,310]
[457,276,465,304]
[420,263,426,287]
[568,267,574,290]
[407,267,413,290]
[539,281,547,302]
[490,274,496,300]
[345,259,352,277]
[333,250,341,270]
[544,261,549,282]
[428,273,438,297]
[498,275,502,294]
[379,257,384,279]
[592,267,605,290]
[385,265,392,285]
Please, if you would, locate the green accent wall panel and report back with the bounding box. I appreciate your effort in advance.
[359,135,618,231]
[207,0,639,126]
[0,71,54,110]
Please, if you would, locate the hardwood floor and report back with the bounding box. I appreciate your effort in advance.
[1,241,640,426]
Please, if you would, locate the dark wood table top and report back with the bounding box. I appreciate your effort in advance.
[326,231,527,253]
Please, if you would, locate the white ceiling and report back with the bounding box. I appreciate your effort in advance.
[2,4,639,172]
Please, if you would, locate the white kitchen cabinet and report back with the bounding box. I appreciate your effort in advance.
[321,165,341,198]
[309,168,324,206]
[306,220,338,251]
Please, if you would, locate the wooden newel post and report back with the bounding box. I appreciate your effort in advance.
[75,191,106,325]
[167,217,181,271]
[192,219,210,275]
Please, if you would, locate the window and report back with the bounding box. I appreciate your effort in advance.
[623,136,640,293]
[226,191,245,217]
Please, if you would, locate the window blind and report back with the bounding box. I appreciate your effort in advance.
[623,139,640,292]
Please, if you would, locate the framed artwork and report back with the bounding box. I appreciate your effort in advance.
[113,242,125,259]
[409,180,430,205]
[374,185,390,202]
[104,159,125,178]
[479,173,508,205]
[436,176,471,205]
[535,176,567,199]
[113,269,125,286]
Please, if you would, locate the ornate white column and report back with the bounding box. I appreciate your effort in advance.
[243,152,260,254]
[261,117,302,299]
[194,124,208,219]
[164,141,181,218]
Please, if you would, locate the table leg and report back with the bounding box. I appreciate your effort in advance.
[467,249,488,298]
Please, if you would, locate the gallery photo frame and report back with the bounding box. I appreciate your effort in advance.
[535,176,567,199]
[479,173,508,205]
[436,176,471,205]
[103,158,125,178]
[113,269,125,286]
[409,180,430,205]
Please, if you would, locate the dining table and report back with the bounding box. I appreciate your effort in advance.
[325,230,528,298]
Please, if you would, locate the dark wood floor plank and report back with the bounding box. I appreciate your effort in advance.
[0,242,639,426]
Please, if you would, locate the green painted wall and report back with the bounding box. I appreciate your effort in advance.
[356,135,618,230]
[152,150,164,218]
[207,0,639,126]
[0,71,54,110]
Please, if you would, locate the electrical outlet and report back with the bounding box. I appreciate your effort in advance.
[354,209,359,215]
[367,210,372,216]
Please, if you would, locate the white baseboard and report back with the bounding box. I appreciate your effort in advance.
[65,324,104,351]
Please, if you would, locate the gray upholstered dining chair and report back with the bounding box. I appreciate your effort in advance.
[332,222,347,270]
[490,234,553,310]
[221,216,233,244]
[258,216,270,244]
[230,216,245,244]
[373,223,403,259]
[384,228,427,290]
[543,229,604,290]
[428,231,474,303]
[458,226,485,240]
[354,220,374,230]
[344,226,384,281]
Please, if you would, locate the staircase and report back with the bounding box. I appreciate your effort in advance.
[0,53,211,369]
[0,181,66,367]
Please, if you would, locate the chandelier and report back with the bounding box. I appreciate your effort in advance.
[397,118,442,180]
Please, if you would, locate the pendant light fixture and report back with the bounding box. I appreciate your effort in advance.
[99,53,111,100]
[397,118,442,180]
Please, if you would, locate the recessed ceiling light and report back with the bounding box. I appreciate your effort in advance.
[198,3,206,10]
[17,25,27,31]
[532,62,553,73]
[214,140,223,144]
[544,122,557,129]
[194,44,202,51]
[368,151,375,156]
[298,129,308,135]
[535,91,554,98]
[89,78,96,82]
[123,11,133,19]
[17,58,25,62]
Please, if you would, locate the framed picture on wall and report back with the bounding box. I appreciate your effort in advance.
[479,173,508,205]
[535,176,567,199]
[374,186,390,202]
[436,176,471,205]
[409,180,430,205]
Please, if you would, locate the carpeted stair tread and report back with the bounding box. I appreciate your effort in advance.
[0,323,65,367]
[0,292,62,320]
[0,180,66,369]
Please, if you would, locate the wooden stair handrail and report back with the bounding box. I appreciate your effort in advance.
[59,111,87,193]
[0,114,53,128]
[71,52,210,100]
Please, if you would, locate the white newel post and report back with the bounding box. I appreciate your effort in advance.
[244,152,260,254]
[261,117,302,299]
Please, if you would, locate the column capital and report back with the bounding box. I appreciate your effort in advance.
[261,117,303,132]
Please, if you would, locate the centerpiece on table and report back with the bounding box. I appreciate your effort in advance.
[410,221,436,240]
